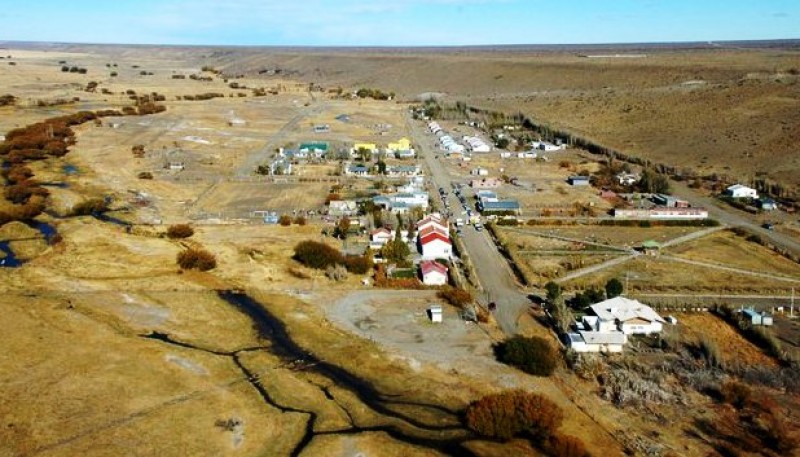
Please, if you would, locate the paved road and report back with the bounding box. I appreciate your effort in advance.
[671,182,800,257]
[407,114,530,335]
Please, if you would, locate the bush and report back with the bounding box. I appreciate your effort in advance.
[496,336,558,376]
[137,171,153,179]
[177,248,216,271]
[465,390,563,440]
[278,214,292,226]
[71,198,109,216]
[325,264,348,281]
[166,224,194,239]
[720,381,752,409]
[293,240,372,274]
[546,433,591,457]
[437,287,473,308]
[293,216,307,226]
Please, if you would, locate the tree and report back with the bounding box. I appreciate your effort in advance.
[278,214,292,226]
[380,226,411,265]
[638,168,671,194]
[545,281,562,302]
[293,215,307,225]
[376,159,387,175]
[550,296,573,334]
[357,147,371,162]
[465,390,564,440]
[166,224,194,239]
[496,336,559,376]
[335,217,351,239]
[605,278,624,298]
[177,248,216,271]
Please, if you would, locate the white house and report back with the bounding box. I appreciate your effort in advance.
[587,297,665,335]
[329,200,358,217]
[420,260,449,286]
[370,228,394,246]
[429,304,443,323]
[470,167,489,176]
[726,184,758,199]
[417,214,447,233]
[616,172,640,186]
[419,232,452,259]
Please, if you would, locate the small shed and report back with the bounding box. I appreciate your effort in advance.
[568,176,590,186]
[742,308,773,326]
[640,240,661,256]
[429,305,443,323]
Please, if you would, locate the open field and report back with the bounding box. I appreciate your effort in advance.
[673,313,779,368]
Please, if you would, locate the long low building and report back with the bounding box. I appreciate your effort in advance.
[613,207,709,220]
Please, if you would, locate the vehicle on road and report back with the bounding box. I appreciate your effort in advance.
[474,222,483,231]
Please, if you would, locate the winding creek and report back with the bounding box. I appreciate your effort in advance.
[143,291,477,457]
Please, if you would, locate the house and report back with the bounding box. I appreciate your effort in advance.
[420,260,449,286]
[313,124,330,134]
[587,297,665,335]
[328,200,358,217]
[166,161,185,171]
[370,228,394,246]
[475,190,498,201]
[345,163,371,177]
[758,198,778,211]
[653,194,689,208]
[299,142,329,154]
[566,331,627,353]
[532,140,566,151]
[470,168,489,176]
[640,240,661,256]
[269,158,292,175]
[499,152,512,159]
[417,214,447,233]
[568,176,591,186]
[353,143,378,153]
[418,224,449,240]
[387,138,412,152]
[428,304,443,323]
[741,308,774,326]
[386,165,422,177]
[395,149,416,159]
[616,172,640,186]
[471,178,503,189]
[463,136,491,153]
[726,184,758,199]
[478,199,521,215]
[419,232,452,259]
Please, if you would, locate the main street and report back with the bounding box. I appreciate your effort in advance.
[407,114,531,335]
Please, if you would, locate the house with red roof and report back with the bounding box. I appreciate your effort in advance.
[419,231,452,259]
[420,260,449,286]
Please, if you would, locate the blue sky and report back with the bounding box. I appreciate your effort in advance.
[0,0,797,46]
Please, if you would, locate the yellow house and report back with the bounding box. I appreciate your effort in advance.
[387,137,411,151]
[354,143,378,152]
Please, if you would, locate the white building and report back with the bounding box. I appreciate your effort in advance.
[567,331,627,353]
[726,184,758,199]
[587,297,665,335]
[419,232,452,259]
[470,167,489,176]
[420,260,448,286]
[328,200,358,217]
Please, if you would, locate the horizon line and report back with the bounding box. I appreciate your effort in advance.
[2,38,799,51]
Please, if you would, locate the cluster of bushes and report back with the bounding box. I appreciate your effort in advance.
[293,240,372,274]
[171,74,186,79]
[700,380,798,456]
[70,198,109,216]
[373,263,424,289]
[178,93,226,101]
[189,74,213,82]
[355,88,394,101]
[61,66,87,74]
[495,336,559,376]
[177,248,216,271]
[166,224,194,239]
[277,215,306,226]
[465,390,590,457]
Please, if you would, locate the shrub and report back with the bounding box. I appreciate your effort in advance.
[293,216,307,226]
[137,171,153,179]
[325,264,348,281]
[496,336,558,376]
[720,381,752,409]
[71,198,109,216]
[278,214,292,226]
[294,240,342,270]
[546,433,591,457]
[177,248,216,271]
[343,254,372,274]
[465,390,563,440]
[166,224,194,239]
[437,287,473,308]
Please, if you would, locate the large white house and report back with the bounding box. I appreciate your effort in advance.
[587,297,665,335]
[567,331,627,353]
[726,184,758,199]
[419,232,452,259]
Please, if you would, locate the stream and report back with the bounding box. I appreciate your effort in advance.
[144,291,476,457]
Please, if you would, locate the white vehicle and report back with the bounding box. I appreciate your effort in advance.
[456,218,465,226]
